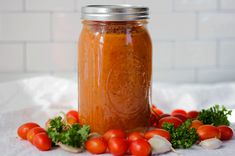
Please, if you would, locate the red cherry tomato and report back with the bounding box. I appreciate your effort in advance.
[145,129,171,141]
[173,113,187,122]
[158,116,183,129]
[103,129,126,141]
[187,110,199,119]
[27,127,46,144]
[190,120,203,130]
[17,122,40,140]
[129,139,151,156]
[85,137,107,154]
[150,112,159,127]
[66,110,79,124]
[159,114,171,119]
[152,105,157,109]
[108,137,128,156]
[127,132,145,142]
[217,125,233,141]
[33,132,52,151]
[152,106,164,116]
[171,109,187,116]
[197,125,221,140]
[67,116,78,125]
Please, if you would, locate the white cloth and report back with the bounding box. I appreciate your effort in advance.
[0,76,234,156]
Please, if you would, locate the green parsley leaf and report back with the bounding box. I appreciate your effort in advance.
[162,119,198,149]
[198,104,232,126]
[46,115,90,148]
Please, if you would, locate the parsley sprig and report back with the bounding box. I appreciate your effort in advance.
[46,116,90,148]
[198,104,232,126]
[162,120,198,149]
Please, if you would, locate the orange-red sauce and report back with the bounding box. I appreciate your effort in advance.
[78,21,152,134]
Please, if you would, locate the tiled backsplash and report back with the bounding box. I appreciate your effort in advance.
[0,0,235,83]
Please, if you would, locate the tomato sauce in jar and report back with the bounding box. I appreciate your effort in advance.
[78,5,152,134]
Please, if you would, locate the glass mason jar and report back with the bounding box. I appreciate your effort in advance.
[78,5,152,134]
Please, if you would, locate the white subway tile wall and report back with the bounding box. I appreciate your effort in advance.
[0,0,23,11]
[174,0,217,11]
[219,41,235,67]
[198,13,235,39]
[26,43,76,72]
[150,13,196,40]
[0,0,235,83]
[52,13,81,41]
[172,41,216,68]
[25,0,75,11]
[0,44,24,71]
[221,0,235,10]
[0,13,51,41]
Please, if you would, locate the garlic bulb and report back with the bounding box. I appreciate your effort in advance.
[148,135,173,154]
[199,138,222,149]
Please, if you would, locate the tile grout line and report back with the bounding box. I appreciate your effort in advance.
[22,0,26,12]
[195,68,198,83]
[23,42,27,73]
[1,9,235,14]
[171,40,176,70]
[171,0,175,12]
[74,0,77,12]
[50,12,53,43]
[195,11,199,40]
[217,0,221,11]
[0,41,78,44]
[216,39,220,68]
[0,10,81,13]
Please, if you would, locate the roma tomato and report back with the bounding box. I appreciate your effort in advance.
[108,137,128,156]
[197,125,220,140]
[172,113,187,122]
[217,125,233,141]
[171,109,187,116]
[17,122,40,140]
[190,120,203,130]
[33,132,52,151]
[129,139,151,156]
[103,129,126,141]
[85,137,107,154]
[187,110,199,119]
[127,132,145,142]
[145,129,171,141]
[158,116,183,129]
[66,110,79,124]
[27,127,46,144]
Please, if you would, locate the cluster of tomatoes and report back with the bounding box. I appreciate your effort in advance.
[17,122,52,151]
[17,110,79,151]
[150,105,198,127]
[17,107,233,155]
[86,129,153,155]
[150,105,233,141]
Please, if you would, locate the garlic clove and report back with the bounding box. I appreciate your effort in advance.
[88,132,101,139]
[148,135,172,154]
[199,138,222,150]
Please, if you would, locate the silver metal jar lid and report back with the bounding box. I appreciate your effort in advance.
[81,5,149,21]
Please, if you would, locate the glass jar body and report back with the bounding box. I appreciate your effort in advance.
[78,20,152,134]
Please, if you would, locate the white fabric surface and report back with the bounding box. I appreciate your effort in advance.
[0,76,234,156]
